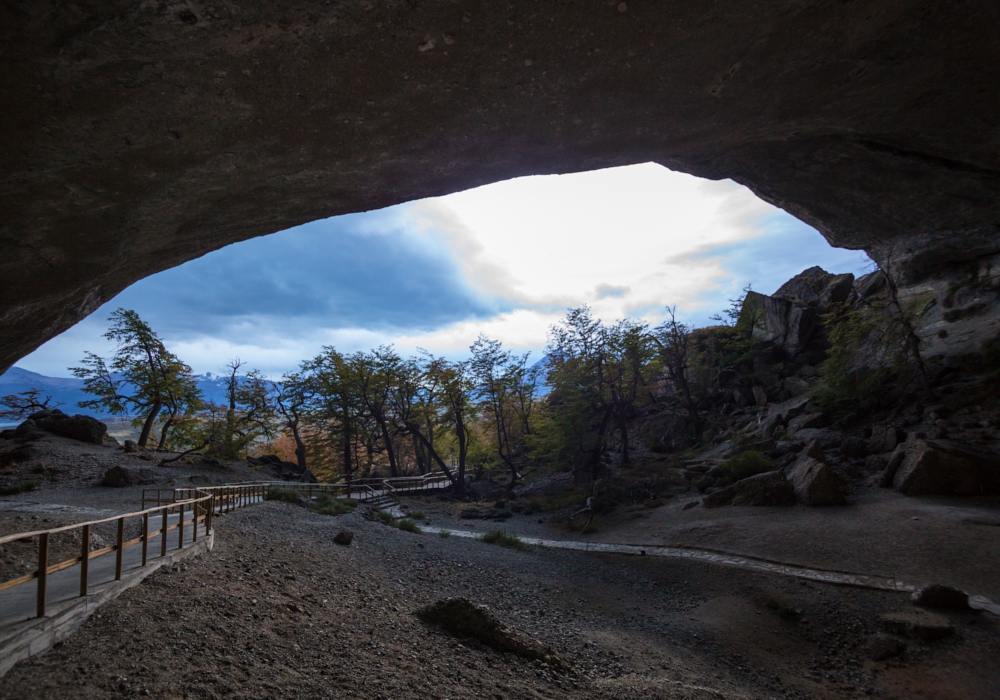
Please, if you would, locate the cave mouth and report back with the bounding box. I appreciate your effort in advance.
[13,163,869,382]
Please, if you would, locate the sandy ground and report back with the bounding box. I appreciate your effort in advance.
[2,502,998,700]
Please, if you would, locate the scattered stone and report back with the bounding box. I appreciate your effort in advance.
[789,427,842,449]
[911,584,970,610]
[866,633,906,661]
[879,610,954,641]
[786,441,845,505]
[415,598,570,670]
[703,471,795,508]
[333,530,354,546]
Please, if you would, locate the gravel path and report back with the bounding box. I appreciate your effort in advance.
[2,502,997,699]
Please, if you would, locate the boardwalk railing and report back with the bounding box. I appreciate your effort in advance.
[0,490,214,619]
[1,471,452,623]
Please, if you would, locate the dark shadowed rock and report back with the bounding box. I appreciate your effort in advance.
[333,530,354,546]
[892,438,1000,495]
[840,436,869,460]
[866,634,905,661]
[415,598,569,670]
[102,466,134,488]
[0,444,39,467]
[879,610,954,641]
[28,409,107,445]
[460,508,482,520]
[868,424,904,454]
[786,441,845,505]
[704,471,795,508]
[123,440,138,453]
[911,584,970,610]
[773,266,855,308]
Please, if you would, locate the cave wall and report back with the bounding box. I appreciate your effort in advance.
[2,0,998,372]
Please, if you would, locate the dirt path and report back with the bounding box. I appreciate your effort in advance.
[2,502,997,699]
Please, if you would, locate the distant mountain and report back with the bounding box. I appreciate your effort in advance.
[0,367,249,418]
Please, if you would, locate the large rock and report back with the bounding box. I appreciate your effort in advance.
[28,409,107,445]
[2,4,1000,375]
[741,292,819,358]
[415,598,569,669]
[868,424,904,454]
[911,584,970,611]
[703,471,796,508]
[879,611,954,641]
[785,441,845,505]
[892,438,1000,496]
[773,267,855,308]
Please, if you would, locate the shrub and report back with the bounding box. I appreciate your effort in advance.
[313,494,358,517]
[719,450,773,483]
[480,530,530,551]
[411,510,427,520]
[0,478,40,496]
[265,487,303,505]
[376,510,397,525]
[438,530,451,538]
[396,518,422,533]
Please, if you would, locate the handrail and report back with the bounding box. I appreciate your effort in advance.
[1,470,453,624]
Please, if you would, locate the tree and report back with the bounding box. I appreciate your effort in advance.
[469,336,538,487]
[650,306,702,439]
[72,309,201,448]
[0,389,58,420]
[276,371,311,472]
[215,359,279,459]
[427,357,475,498]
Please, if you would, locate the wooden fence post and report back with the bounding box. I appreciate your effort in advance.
[36,533,49,618]
[178,502,185,550]
[141,512,149,566]
[192,503,198,543]
[80,524,90,596]
[161,507,168,557]
[115,517,124,580]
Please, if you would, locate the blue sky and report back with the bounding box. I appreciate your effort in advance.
[19,163,871,378]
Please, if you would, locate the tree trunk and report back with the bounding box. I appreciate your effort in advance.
[378,418,399,477]
[157,407,178,451]
[455,412,468,499]
[406,422,457,486]
[290,420,307,472]
[137,399,162,449]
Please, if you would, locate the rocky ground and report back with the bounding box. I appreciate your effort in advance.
[2,502,998,699]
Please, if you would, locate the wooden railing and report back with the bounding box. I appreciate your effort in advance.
[0,472,452,624]
[0,490,214,619]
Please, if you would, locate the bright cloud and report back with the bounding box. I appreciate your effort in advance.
[16,163,870,378]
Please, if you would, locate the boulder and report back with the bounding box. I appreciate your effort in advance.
[786,441,845,505]
[868,424,904,454]
[782,376,810,397]
[29,408,107,444]
[785,412,817,435]
[703,471,796,508]
[741,291,819,357]
[102,465,134,488]
[333,530,354,546]
[415,598,569,669]
[0,443,39,467]
[879,610,954,641]
[840,436,869,460]
[880,442,909,487]
[789,427,843,449]
[752,385,768,406]
[911,584,970,610]
[123,439,138,453]
[892,438,1000,495]
[773,266,855,308]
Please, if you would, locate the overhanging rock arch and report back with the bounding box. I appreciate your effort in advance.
[2,0,998,371]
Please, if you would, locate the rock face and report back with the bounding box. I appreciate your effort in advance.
[891,438,1000,496]
[785,441,846,506]
[703,471,796,508]
[27,409,107,445]
[2,3,1000,372]
[416,598,569,670]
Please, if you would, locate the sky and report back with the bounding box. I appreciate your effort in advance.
[18,163,871,379]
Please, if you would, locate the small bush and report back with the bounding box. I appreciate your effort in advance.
[376,510,397,525]
[265,487,303,504]
[438,530,451,538]
[481,530,530,551]
[396,518,422,533]
[0,478,40,496]
[313,494,358,517]
[411,510,427,520]
[766,598,802,620]
[719,450,773,483]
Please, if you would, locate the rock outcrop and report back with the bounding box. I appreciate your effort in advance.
[2,3,1000,372]
[25,409,107,445]
[890,438,1000,496]
[785,441,845,506]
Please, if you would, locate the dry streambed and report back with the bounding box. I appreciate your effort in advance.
[1,502,997,700]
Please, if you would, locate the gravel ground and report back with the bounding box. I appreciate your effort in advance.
[2,502,997,699]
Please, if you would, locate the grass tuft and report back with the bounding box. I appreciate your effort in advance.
[396,518,422,533]
[0,478,40,496]
[265,487,303,504]
[313,493,359,517]
[480,530,530,551]
[438,530,451,538]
